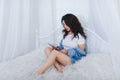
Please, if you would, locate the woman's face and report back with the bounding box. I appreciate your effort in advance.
[62,20,70,32]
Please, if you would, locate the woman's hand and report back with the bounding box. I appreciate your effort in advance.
[78,44,85,51]
[60,49,68,54]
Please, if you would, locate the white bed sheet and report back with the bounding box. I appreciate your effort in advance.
[0,47,115,80]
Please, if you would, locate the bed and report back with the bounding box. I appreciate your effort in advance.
[0,46,115,80]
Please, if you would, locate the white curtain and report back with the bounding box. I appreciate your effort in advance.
[89,0,120,80]
[0,0,55,62]
[0,0,38,62]
[114,0,120,17]
[36,0,56,48]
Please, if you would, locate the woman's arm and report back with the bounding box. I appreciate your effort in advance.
[59,49,68,55]
[78,44,85,51]
[59,44,85,55]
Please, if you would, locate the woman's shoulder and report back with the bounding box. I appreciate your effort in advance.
[78,33,85,39]
[77,33,85,44]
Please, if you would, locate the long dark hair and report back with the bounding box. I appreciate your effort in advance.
[61,13,87,39]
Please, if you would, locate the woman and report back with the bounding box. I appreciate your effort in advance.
[36,13,87,74]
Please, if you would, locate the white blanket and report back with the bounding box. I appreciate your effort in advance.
[0,47,115,80]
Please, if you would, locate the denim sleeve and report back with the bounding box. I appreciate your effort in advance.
[57,40,64,50]
[67,47,87,58]
[67,48,76,58]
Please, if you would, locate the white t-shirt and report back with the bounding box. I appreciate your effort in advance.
[62,33,85,49]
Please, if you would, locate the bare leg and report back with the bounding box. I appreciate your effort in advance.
[37,50,71,74]
[44,47,63,72]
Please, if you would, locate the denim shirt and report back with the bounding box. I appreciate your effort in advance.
[57,40,87,64]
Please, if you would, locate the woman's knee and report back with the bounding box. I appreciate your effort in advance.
[44,47,50,52]
[51,50,58,56]
[44,47,53,55]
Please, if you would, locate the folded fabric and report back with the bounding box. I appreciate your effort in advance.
[57,40,87,63]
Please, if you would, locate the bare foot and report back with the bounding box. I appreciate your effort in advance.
[36,70,44,75]
[56,66,63,73]
[57,68,63,73]
[54,62,63,73]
